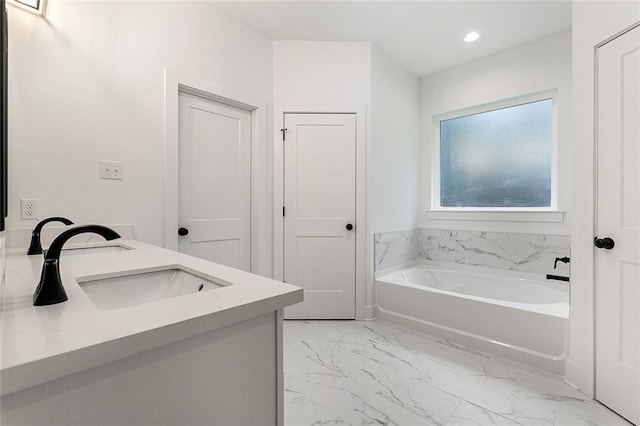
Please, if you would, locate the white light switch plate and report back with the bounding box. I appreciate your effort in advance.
[100,160,124,180]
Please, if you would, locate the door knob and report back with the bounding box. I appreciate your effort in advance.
[594,236,615,249]
[346,223,354,231]
[178,227,189,236]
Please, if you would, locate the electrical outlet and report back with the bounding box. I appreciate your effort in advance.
[100,160,124,180]
[21,198,39,220]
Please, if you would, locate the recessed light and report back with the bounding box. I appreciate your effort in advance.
[464,32,480,43]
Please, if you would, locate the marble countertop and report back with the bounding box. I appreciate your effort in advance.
[0,240,303,396]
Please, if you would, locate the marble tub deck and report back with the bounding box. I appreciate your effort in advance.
[283,320,630,426]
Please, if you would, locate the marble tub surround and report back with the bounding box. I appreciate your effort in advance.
[0,240,302,396]
[374,229,419,271]
[419,229,571,276]
[373,228,570,276]
[283,320,630,426]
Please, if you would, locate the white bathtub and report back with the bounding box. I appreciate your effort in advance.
[375,264,569,373]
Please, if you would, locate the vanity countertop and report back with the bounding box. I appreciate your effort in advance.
[0,241,303,396]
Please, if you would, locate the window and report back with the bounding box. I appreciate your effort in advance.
[433,94,557,215]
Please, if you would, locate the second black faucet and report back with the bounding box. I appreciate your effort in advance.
[27,216,74,255]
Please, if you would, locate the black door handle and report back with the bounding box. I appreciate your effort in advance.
[178,227,189,236]
[346,223,354,231]
[594,237,615,250]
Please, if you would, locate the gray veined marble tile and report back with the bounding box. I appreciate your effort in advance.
[283,320,626,426]
[374,229,419,271]
[554,399,634,426]
[446,401,522,426]
[353,362,462,424]
[417,228,570,275]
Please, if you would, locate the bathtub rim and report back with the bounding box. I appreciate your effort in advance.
[376,262,569,319]
[375,259,568,283]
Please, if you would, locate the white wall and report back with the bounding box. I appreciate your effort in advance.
[273,41,371,108]
[419,31,573,235]
[370,45,420,234]
[568,1,640,397]
[7,1,273,246]
[0,232,5,310]
[0,232,3,371]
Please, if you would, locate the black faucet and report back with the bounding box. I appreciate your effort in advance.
[33,225,121,306]
[27,216,74,255]
[554,256,570,269]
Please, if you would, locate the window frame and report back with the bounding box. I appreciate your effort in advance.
[429,90,563,223]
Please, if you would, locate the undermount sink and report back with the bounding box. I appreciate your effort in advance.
[77,267,228,311]
[62,244,132,256]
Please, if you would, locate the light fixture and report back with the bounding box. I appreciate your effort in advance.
[10,0,45,15]
[464,32,480,43]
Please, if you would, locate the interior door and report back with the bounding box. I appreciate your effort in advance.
[595,24,640,425]
[178,92,251,271]
[283,113,356,319]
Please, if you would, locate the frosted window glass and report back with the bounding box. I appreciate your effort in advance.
[440,99,552,207]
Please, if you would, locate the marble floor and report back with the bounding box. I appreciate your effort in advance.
[283,320,632,426]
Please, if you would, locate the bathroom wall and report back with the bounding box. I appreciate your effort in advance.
[0,232,5,314]
[568,1,640,397]
[0,232,4,369]
[373,33,573,280]
[370,45,420,234]
[7,1,273,246]
[273,41,370,108]
[419,31,572,236]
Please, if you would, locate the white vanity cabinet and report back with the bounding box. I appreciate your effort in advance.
[0,241,302,425]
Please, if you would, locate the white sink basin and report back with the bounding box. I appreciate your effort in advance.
[77,267,228,311]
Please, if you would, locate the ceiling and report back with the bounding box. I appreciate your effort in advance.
[211,1,572,77]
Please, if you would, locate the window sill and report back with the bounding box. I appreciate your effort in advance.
[426,209,565,223]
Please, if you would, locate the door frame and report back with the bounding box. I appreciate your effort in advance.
[164,68,271,276]
[273,106,372,320]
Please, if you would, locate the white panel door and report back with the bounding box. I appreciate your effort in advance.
[283,113,356,319]
[178,92,251,271]
[595,24,640,425]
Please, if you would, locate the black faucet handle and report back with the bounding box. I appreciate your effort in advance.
[553,256,571,269]
[27,216,75,255]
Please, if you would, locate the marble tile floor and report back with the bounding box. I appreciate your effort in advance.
[283,320,631,426]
